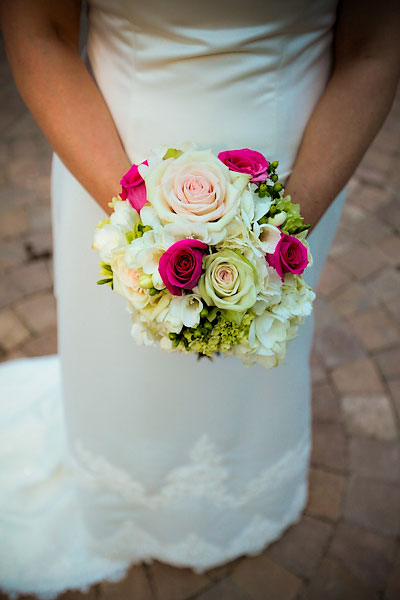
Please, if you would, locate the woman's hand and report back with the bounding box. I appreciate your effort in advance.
[0,0,131,215]
[285,0,400,234]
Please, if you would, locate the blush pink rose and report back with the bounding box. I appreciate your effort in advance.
[158,238,208,296]
[265,232,308,281]
[120,160,149,212]
[218,148,269,182]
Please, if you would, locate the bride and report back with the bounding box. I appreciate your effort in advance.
[0,0,399,597]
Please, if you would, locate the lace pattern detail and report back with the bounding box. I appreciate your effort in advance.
[70,431,311,572]
[71,432,311,510]
[100,486,308,574]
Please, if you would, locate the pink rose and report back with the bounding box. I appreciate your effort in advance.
[265,232,308,281]
[158,239,208,296]
[120,160,148,212]
[218,148,269,182]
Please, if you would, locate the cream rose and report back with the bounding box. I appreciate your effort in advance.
[111,250,149,309]
[198,249,257,312]
[93,224,126,264]
[145,149,251,232]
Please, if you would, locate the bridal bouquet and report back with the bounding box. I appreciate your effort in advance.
[93,142,315,368]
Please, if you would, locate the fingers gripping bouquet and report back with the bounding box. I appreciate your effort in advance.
[93,143,315,369]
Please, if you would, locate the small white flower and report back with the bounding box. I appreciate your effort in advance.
[254,195,272,222]
[267,211,287,226]
[125,229,173,273]
[110,200,140,233]
[164,215,214,243]
[151,269,166,290]
[169,294,203,329]
[139,205,162,231]
[252,222,281,254]
[93,224,126,263]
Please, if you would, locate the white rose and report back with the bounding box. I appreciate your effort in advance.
[92,224,126,263]
[138,141,199,180]
[145,149,251,233]
[198,249,257,313]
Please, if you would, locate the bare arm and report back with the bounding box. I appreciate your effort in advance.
[285,0,400,232]
[0,0,131,215]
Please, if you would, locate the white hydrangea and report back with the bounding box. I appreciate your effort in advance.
[92,144,316,369]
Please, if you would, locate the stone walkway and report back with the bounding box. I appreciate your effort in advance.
[0,36,399,600]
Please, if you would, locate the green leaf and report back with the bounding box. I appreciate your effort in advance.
[100,262,112,273]
[206,307,219,322]
[162,148,183,160]
[97,277,113,285]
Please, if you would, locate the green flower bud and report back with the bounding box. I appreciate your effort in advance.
[259,183,267,192]
[271,160,279,169]
[138,274,153,289]
[273,182,283,192]
[200,307,209,319]
[270,174,278,183]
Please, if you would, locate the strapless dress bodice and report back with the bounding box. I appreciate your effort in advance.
[86,0,338,178]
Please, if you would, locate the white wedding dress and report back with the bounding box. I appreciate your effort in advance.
[0,1,346,597]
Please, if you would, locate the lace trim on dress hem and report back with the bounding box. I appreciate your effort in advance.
[0,483,306,600]
[71,430,311,509]
[96,481,308,574]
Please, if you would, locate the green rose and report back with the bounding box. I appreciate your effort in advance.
[198,249,257,313]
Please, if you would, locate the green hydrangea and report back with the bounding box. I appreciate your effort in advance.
[273,195,310,235]
[171,312,255,357]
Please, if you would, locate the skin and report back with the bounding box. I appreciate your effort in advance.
[285,0,400,232]
[0,0,130,214]
[1,0,399,223]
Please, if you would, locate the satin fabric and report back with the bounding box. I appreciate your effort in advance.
[0,1,346,597]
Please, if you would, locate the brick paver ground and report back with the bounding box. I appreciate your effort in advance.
[0,34,399,600]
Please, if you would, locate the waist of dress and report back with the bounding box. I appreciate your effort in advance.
[86,32,332,176]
